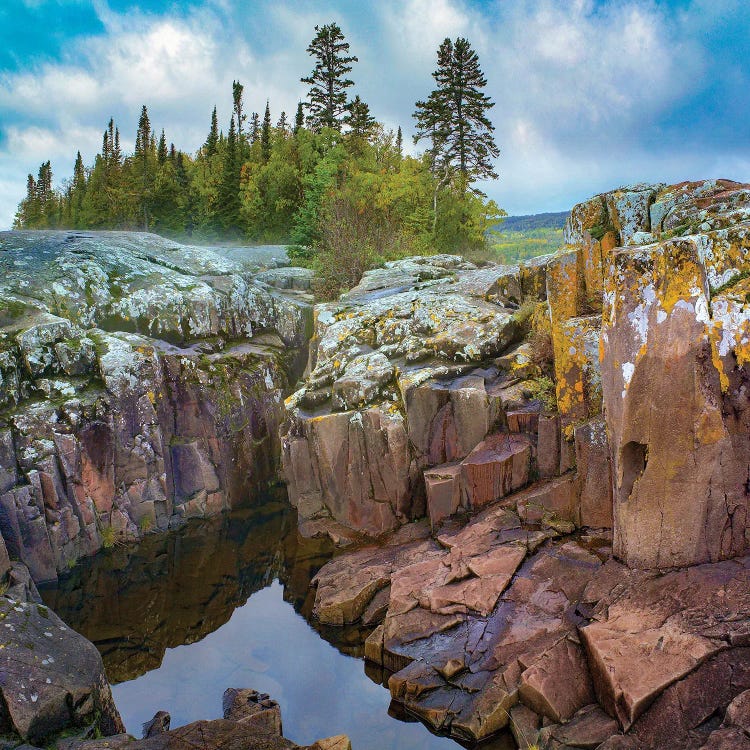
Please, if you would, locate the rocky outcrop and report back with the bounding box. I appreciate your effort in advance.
[0,562,123,745]
[301,179,750,747]
[53,688,349,750]
[0,231,311,582]
[280,253,611,539]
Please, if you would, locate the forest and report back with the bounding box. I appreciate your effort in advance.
[13,23,505,296]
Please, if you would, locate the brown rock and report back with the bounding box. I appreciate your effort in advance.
[518,637,595,722]
[574,418,613,528]
[537,414,561,479]
[423,463,461,529]
[461,433,532,509]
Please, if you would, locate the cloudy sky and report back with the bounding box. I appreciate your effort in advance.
[1,0,749,230]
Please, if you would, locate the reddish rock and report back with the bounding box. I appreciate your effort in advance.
[518,636,595,722]
[515,474,579,525]
[423,463,462,529]
[581,557,750,730]
[537,414,561,479]
[461,433,532,509]
[574,418,613,528]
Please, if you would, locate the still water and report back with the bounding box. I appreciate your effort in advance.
[40,497,462,750]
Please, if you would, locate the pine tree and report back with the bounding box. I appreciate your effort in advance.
[71,151,87,226]
[157,129,168,165]
[413,37,498,181]
[345,95,375,139]
[135,105,152,157]
[294,102,304,134]
[205,106,219,157]
[134,105,155,229]
[277,111,288,133]
[261,101,272,162]
[250,112,260,143]
[232,80,246,146]
[219,115,241,232]
[301,22,358,131]
[396,126,403,157]
[113,126,122,166]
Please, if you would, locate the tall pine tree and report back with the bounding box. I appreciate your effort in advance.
[294,102,304,134]
[205,106,219,157]
[345,95,375,139]
[261,101,272,162]
[301,22,357,131]
[413,37,498,181]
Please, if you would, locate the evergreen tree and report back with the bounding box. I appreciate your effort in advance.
[218,115,241,232]
[277,111,288,133]
[133,105,155,228]
[157,129,168,165]
[413,37,498,181]
[301,22,357,131]
[294,102,304,134]
[396,126,403,157]
[113,126,122,165]
[261,101,272,162]
[250,112,260,143]
[71,151,87,226]
[345,95,375,139]
[135,105,152,157]
[205,106,219,157]
[232,80,246,145]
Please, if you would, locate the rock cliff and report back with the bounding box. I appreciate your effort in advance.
[0,231,312,582]
[299,179,750,748]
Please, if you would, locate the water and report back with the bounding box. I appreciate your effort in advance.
[40,497,461,750]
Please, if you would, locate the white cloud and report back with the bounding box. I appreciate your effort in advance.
[0,0,747,228]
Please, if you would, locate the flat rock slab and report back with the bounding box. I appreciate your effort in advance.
[581,556,750,729]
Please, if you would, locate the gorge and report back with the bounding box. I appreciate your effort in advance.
[2,178,750,750]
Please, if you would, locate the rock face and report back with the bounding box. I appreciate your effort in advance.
[0,231,311,582]
[595,181,750,568]
[301,179,750,747]
[281,253,611,538]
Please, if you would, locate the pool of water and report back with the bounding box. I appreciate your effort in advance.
[40,497,465,750]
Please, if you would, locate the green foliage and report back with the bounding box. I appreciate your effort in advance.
[301,22,358,131]
[525,375,558,413]
[489,228,564,264]
[15,23,504,299]
[99,525,117,549]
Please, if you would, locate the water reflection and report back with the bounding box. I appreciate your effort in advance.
[39,496,462,750]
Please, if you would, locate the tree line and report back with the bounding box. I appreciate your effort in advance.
[14,22,503,296]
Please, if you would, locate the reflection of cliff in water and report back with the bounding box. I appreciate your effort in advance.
[40,492,337,684]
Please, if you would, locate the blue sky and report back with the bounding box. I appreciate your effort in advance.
[1,0,749,229]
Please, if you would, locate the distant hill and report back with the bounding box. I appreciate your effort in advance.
[496,211,569,232]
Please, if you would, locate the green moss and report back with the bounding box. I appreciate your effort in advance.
[711,269,750,298]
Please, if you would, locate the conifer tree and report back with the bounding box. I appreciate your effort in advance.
[205,106,219,157]
[345,95,375,139]
[134,105,155,229]
[157,129,168,165]
[113,126,122,165]
[413,37,498,181]
[232,80,246,145]
[294,102,304,134]
[277,111,288,133]
[219,115,241,232]
[396,126,403,157]
[261,101,272,162]
[301,22,357,131]
[250,112,260,143]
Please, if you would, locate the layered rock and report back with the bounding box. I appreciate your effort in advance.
[0,231,311,582]
[281,253,613,539]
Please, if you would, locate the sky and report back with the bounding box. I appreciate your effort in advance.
[1,0,749,230]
